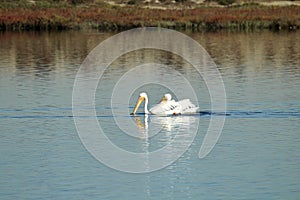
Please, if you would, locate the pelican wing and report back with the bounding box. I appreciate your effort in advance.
[178,99,199,114]
[150,100,181,115]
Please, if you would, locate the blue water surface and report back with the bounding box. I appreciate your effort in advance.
[0,31,299,200]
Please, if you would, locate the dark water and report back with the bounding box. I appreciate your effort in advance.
[0,30,299,199]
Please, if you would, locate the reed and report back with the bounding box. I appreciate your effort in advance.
[0,4,299,31]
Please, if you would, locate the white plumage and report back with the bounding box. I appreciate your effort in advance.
[131,92,199,115]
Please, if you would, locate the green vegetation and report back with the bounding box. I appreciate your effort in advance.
[0,0,299,31]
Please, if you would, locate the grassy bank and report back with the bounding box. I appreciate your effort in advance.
[0,2,299,31]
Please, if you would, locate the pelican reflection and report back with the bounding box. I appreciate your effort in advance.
[132,114,197,139]
[133,114,149,139]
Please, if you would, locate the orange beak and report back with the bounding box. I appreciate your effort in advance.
[159,96,168,103]
[132,96,145,115]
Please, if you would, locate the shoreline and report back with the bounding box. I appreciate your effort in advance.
[1,3,299,31]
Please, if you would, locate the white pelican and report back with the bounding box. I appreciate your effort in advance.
[160,93,199,114]
[131,92,166,115]
[131,92,199,115]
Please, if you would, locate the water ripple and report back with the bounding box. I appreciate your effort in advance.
[0,108,299,119]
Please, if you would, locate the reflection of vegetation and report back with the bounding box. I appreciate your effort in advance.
[0,0,299,31]
[2,31,298,79]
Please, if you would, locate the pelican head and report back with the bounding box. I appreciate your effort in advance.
[139,92,148,99]
[160,93,172,103]
[131,92,149,115]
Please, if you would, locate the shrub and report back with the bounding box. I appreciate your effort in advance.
[205,0,236,5]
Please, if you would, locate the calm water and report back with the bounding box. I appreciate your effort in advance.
[0,30,300,199]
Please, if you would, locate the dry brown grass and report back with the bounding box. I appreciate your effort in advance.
[0,3,299,31]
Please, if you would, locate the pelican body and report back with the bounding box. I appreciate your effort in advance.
[161,93,199,114]
[131,92,199,115]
